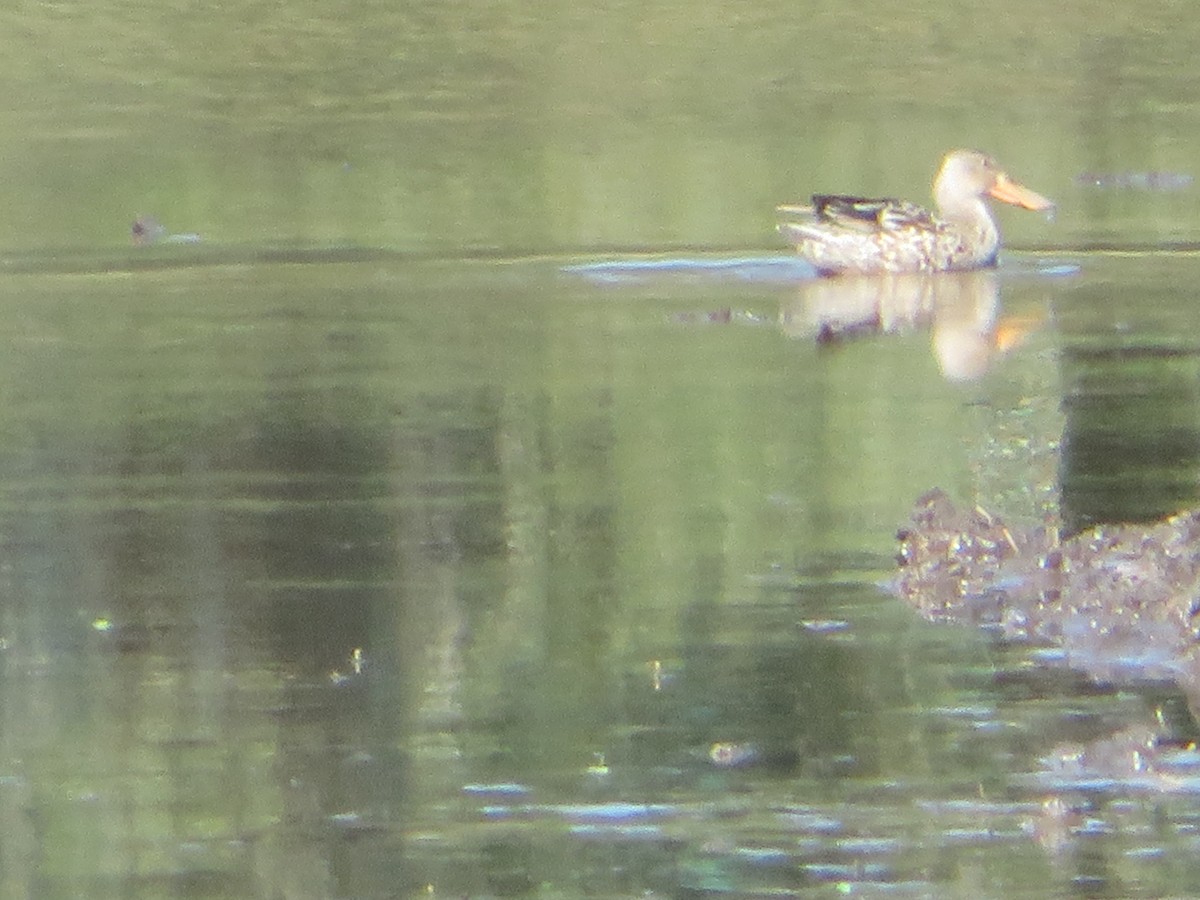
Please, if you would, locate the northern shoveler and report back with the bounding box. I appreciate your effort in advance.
[776,150,1054,275]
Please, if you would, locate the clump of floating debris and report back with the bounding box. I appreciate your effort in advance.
[1075,172,1194,191]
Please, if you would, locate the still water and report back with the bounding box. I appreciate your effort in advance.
[4,1,1200,898]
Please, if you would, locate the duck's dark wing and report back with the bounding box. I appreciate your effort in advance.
[810,195,939,233]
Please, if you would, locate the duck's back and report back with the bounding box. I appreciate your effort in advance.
[778,195,993,276]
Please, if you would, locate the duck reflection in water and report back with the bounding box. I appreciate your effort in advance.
[778,270,1037,381]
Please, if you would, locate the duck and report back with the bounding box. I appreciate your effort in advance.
[776,150,1054,276]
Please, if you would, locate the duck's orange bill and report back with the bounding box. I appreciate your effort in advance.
[988,173,1055,211]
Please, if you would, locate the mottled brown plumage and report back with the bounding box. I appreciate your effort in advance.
[777,150,1054,276]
